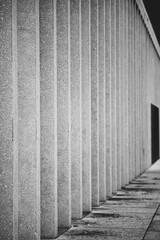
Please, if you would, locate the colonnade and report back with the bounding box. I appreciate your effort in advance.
[1,0,160,239]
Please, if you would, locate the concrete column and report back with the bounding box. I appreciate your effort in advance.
[40,0,57,237]
[70,0,82,219]
[0,1,15,238]
[116,0,121,190]
[128,0,132,182]
[81,0,92,212]
[146,34,151,168]
[105,0,112,197]
[131,1,135,179]
[124,0,129,185]
[17,0,40,238]
[120,0,125,187]
[1,1,41,239]
[57,0,71,227]
[98,0,106,201]
[137,10,141,176]
[134,4,139,177]
[111,0,117,193]
[91,0,99,206]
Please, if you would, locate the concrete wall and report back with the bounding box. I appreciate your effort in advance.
[0,0,160,239]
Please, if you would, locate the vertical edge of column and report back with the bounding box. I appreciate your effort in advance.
[105,0,112,197]
[120,0,125,187]
[111,0,117,193]
[35,0,41,238]
[116,0,121,190]
[12,0,18,239]
[125,0,129,184]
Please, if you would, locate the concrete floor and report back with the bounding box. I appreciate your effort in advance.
[44,160,160,240]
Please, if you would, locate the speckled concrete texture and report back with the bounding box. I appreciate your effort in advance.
[70,0,82,219]
[40,0,57,238]
[111,0,117,193]
[91,0,99,207]
[57,0,71,228]
[0,0,13,239]
[105,0,112,197]
[81,0,92,213]
[98,0,106,202]
[115,0,121,190]
[17,0,40,239]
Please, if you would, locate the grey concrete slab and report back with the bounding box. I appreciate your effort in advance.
[146,220,160,232]
[71,213,151,229]
[92,207,156,214]
[144,231,160,240]
[55,227,145,240]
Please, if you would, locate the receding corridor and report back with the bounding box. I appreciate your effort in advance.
[53,160,160,240]
[1,0,160,239]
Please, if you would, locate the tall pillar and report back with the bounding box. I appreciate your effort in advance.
[124,0,129,185]
[91,0,99,206]
[132,0,136,179]
[40,0,57,237]
[57,0,71,227]
[98,0,106,201]
[120,0,125,187]
[70,0,82,219]
[116,0,121,190]
[128,0,132,182]
[111,0,117,193]
[17,0,40,238]
[0,1,15,238]
[105,0,112,197]
[81,0,92,212]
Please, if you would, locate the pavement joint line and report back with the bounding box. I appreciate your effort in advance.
[142,203,160,240]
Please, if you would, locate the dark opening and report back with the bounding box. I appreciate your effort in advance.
[151,104,159,164]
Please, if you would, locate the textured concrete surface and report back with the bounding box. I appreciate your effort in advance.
[81,0,92,213]
[0,1,13,239]
[105,0,112,197]
[70,0,82,220]
[57,0,71,228]
[40,0,57,237]
[98,0,106,202]
[52,160,160,240]
[111,0,117,193]
[91,0,99,207]
[17,0,40,239]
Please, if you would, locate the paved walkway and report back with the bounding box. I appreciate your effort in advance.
[50,160,160,240]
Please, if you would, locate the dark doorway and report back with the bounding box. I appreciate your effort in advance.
[151,104,159,164]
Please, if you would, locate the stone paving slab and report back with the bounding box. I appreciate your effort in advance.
[144,231,160,240]
[71,213,151,229]
[55,227,145,240]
